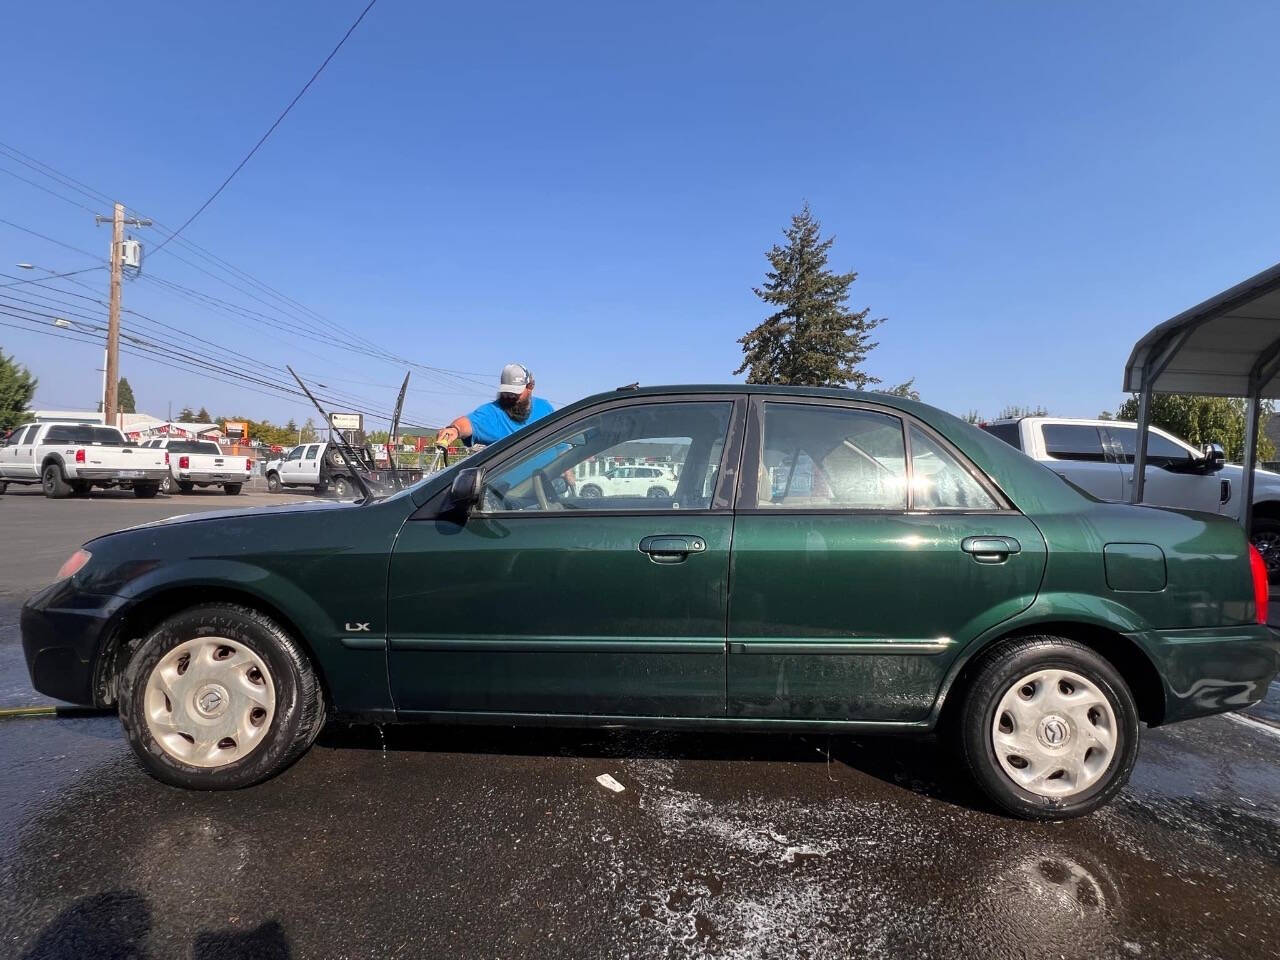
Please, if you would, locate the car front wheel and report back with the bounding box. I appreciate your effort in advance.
[266,472,282,493]
[579,484,601,498]
[118,603,325,789]
[957,636,1139,820]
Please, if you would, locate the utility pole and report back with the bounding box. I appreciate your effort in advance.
[94,203,151,425]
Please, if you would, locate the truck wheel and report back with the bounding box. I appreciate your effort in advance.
[266,472,282,493]
[224,483,243,496]
[1249,517,1280,584]
[117,603,325,789]
[178,481,195,494]
[580,484,601,499]
[42,463,72,499]
[313,482,328,496]
[332,476,350,498]
[160,475,173,494]
[133,483,160,499]
[0,480,7,495]
[71,481,92,496]
[647,486,668,499]
[957,636,1139,820]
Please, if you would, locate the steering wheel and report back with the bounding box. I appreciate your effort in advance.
[533,470,564,511]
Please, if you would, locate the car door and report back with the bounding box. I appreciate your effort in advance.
[387,394,745,718]
[1104,424,1224,514]
[727,397,1047,722]
[1038,422,1125,500]
[279,446,304,483]
[4,425,41,480]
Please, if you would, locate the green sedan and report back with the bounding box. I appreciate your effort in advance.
[21,385,1279,819]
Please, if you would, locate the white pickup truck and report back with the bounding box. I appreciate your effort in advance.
[0,421,168,498]
[141,438,251,495]
[981,416,1280,577]
[264,441,372,498]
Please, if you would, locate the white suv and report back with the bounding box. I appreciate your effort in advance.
[578,465,676,500]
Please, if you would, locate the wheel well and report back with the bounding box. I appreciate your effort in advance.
[1250,500,1280,524]
[944,621,1167,727]
[40,455,63,473]
[93,586,329,710]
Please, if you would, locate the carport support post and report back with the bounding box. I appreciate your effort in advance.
[1130,381,1153,504]
[1241,390,1260,536]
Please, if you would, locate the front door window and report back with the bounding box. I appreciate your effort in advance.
[480,401,734,512]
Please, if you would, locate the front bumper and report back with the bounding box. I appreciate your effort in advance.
[21,582,127,706]
[76,468,167,482]
[1134,624,1280,724]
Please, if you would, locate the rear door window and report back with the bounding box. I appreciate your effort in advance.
[908,425,999,509]
[1041,424,1107,462]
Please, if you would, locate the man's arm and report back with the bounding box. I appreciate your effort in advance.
[434,415,472,448]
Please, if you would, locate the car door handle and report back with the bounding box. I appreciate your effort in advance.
[638,535,706,564]
[961,536,1021,564]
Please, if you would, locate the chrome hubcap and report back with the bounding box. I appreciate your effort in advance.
[143,636,276,768]
[992,669,1117,798]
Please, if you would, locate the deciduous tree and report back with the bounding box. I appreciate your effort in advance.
[1115,394,1274,461]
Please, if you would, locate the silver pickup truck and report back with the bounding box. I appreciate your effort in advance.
[0,421,169,498]
[141,438,252,495]
[981,415,1280,579]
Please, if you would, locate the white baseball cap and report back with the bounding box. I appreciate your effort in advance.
[498,363,532,395]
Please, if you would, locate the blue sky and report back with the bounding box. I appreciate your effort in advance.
[2,1,1279,429]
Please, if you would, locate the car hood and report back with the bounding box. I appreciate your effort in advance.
[1218,464,1280,489]
[97,498,361,539]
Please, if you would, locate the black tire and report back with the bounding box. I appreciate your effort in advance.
[42,463,72,499]
[267,472,282,494]
[580,484,602,499]
[71,481,92,496]
[160,474,173,495]
[133,483,160,499]
[117,603,325,790]
[313,483,328,496]
[646,486,668,499]
[956,636,1139,820]
[332,476,350,498]
[0,480,7,495]
[224,483,242,496]
[178,481,195,494]
[1249,516,1280,585]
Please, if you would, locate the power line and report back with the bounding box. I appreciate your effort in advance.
[0,217,99,260]
[0,165,100,215]
[0,266,103,289]
[150,0,379,255]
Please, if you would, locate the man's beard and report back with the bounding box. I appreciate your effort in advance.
[497,392,532,421]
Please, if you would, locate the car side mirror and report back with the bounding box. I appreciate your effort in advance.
[448,467,484,507]
[1201,443,1226,473]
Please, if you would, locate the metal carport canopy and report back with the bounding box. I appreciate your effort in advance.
[1123,259,1280,531]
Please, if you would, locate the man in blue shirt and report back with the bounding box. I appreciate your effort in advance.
[434,363,555,448]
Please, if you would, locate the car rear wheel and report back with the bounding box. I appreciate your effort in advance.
[42,463,72,499]
[332,476,350,498]
[178,481,195,494]
[579,484,601,498]
[160,475,173,494]
[957,636,1139,820]
[224,483,242,496]
[118,603,325,789]
[646,486,668,498]
[266,472,282,493]
[133,483,160,499]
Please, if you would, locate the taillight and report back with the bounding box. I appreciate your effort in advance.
[246,459,253,471]
[56,548,91,581]
[179,456,189,469]
[1249,544,1269,625]
[75,449,86,463]
[164,452,170,465]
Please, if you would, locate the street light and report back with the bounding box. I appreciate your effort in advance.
[20,261,109,420]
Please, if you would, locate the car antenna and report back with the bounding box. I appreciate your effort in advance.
[386,371,410,492]
[286,365,375,503]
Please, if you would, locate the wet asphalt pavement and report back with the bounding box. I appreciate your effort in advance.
[2,486,1279,959]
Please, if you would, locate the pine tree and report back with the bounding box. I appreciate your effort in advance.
[117,378,136,414]
[196,406,211,423]
[177,407,196,423]
[0,347,37,432]
[736,204,884,387]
